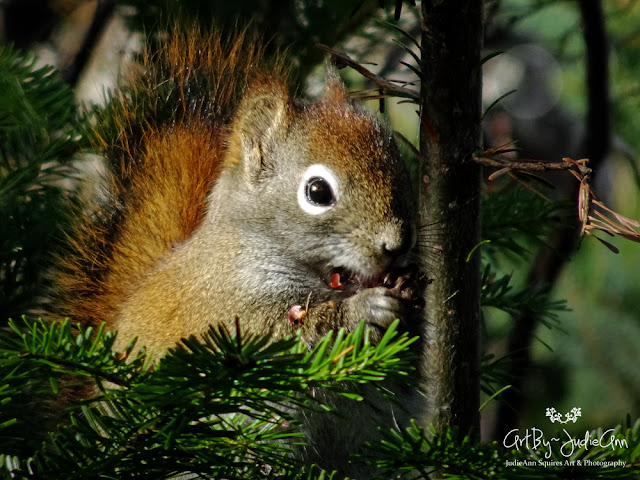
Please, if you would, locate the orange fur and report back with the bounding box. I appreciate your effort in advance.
[51,27,285,328]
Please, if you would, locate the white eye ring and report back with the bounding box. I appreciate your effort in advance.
[297,164,340,215]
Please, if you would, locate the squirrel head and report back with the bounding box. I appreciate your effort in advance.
[221,71,417,292]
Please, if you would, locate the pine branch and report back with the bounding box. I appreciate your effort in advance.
[481,186,570,259]
[481,265,568,331]
[365,419,640,479]
[0,45,85,319]
[0,319,416,479]
[0,318,149,388]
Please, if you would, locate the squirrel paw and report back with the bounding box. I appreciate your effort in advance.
[295,268,428,345]
[344,268,428,337]
[383,267,430,309]
[347,286,405,334]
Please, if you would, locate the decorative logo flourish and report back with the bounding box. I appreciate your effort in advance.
[546,407,582,424]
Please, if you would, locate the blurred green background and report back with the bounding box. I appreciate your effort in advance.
[476,0,640,436]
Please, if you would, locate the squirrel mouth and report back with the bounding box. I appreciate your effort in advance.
[328,267,404,294]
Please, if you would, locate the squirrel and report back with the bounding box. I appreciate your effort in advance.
[51,26,428,477]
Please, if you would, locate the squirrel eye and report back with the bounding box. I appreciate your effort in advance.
[305,177,335,207]
[297,164,339,215]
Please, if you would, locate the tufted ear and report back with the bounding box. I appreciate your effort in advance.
[228,76,292,181]
[323,66,349,104]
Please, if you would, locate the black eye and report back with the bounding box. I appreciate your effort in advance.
[305,176,335,207]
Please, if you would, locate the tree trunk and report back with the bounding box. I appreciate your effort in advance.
[420,1,483,437]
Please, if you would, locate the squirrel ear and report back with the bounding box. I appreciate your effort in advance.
[323,67,349,103]
[230,77,292,181]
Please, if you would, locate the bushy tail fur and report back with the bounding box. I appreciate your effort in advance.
[51,27,287,327]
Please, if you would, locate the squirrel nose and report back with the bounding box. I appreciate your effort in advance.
[380,221,414,259]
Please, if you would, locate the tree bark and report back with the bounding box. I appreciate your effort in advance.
[420,1,483,436]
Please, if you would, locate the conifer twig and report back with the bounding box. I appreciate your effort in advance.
[316,44,419,100]
[475,152,640,249]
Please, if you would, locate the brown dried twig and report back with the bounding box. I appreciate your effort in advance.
[475,152,640,253]
[566,158,640,252]
[316,44,420,101]
[474,152,589,176]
